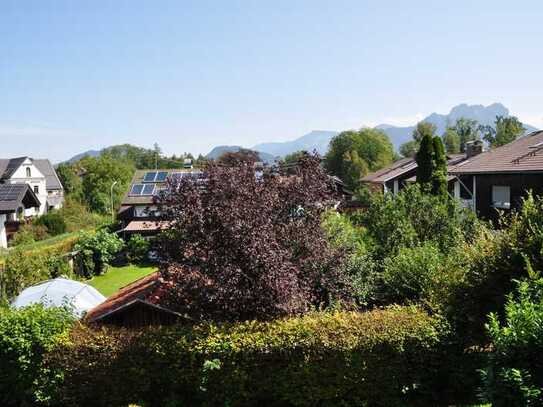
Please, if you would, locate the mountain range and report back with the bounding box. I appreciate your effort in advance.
[205,103,538,161]
[63,103,539,164]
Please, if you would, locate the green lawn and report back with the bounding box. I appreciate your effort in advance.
[87,264,157,297]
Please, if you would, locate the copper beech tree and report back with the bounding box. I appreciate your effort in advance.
[155,154,351,321]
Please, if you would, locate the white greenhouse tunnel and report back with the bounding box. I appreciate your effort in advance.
[11,278,106,318]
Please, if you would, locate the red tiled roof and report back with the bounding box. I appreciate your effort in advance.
[450,131,543,174]
[85,272,162,322]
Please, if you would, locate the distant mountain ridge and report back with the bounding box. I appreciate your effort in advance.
[376,103,539,150]
[62,149,102,164]
[205,146,277,163]
[253,130,339,157]
[62,103,539,164]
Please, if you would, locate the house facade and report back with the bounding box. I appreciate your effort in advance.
[449,131,543,221]
[0,184,41,248]
[360,142,482,197]
[0,157,64,216]
[118,166,203,237]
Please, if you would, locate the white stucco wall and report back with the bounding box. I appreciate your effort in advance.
[0,214,7,249]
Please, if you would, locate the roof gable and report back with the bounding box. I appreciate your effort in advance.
[0,157,28,179]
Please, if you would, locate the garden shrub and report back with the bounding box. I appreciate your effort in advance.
[126,234,150,263]
[49,307,446,407]
[10,223,50,246]
[1,237,77,299]
[444,193,543,344]
[0,304,74,407]
[480,275,543,406]
[57,197,108,232]
[381,242,444,304]
[359,184,479,259]
[2,250,53,299]
[73,229,124,278]
[35,211,67,236]
[322,211,378,306]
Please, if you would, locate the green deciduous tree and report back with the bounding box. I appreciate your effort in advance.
[453,118,480,152]
[412,122,437,143]
[73,229,124,277]
[56,163,83,198]
[481,115,525,148]
[399,140,419,158]
[79,155,134,214]
[442,127,461,154]
[324,128,395,189]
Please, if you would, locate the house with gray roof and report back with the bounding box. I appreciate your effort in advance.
[449,130,543,220]
[118,165,202,237]
[0,184,41,248]
[360,145,480,196]
[0,157,64,216]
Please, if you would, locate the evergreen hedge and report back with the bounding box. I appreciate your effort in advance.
[48,306,446,407]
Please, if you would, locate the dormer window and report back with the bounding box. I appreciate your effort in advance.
[26,167,31,177]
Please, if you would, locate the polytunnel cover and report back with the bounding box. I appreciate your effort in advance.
[12,278,106,318]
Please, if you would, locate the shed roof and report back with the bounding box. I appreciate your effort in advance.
[85,272,162,322]
[85,272,184,325]
[450,131,543,174]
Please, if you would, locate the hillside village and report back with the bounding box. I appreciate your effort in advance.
[2,109,543,405]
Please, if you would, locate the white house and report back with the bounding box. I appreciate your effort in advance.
[0,184,41,248]
[0,157,64,216]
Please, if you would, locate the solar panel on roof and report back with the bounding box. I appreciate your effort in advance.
[155,171,168,182]
[0,185,23,201]
[130,184,144,195]
[143,172,157,182]
[142,184,155,195]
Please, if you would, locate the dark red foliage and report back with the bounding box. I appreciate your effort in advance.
[155,154,351,321]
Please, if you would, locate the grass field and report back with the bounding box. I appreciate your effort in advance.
[87,264,157,297]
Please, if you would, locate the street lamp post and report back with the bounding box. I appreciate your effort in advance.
[110,181,118,222]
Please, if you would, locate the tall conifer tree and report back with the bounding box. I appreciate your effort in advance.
[431,136,448,197]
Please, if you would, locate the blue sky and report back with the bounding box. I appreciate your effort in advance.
[1,0,542,162]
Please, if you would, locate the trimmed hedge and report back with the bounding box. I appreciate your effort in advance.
[49,306,446,407]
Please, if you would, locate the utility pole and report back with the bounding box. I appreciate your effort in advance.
[110,181,118,222]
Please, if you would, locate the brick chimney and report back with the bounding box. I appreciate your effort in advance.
[466,140,483,158]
